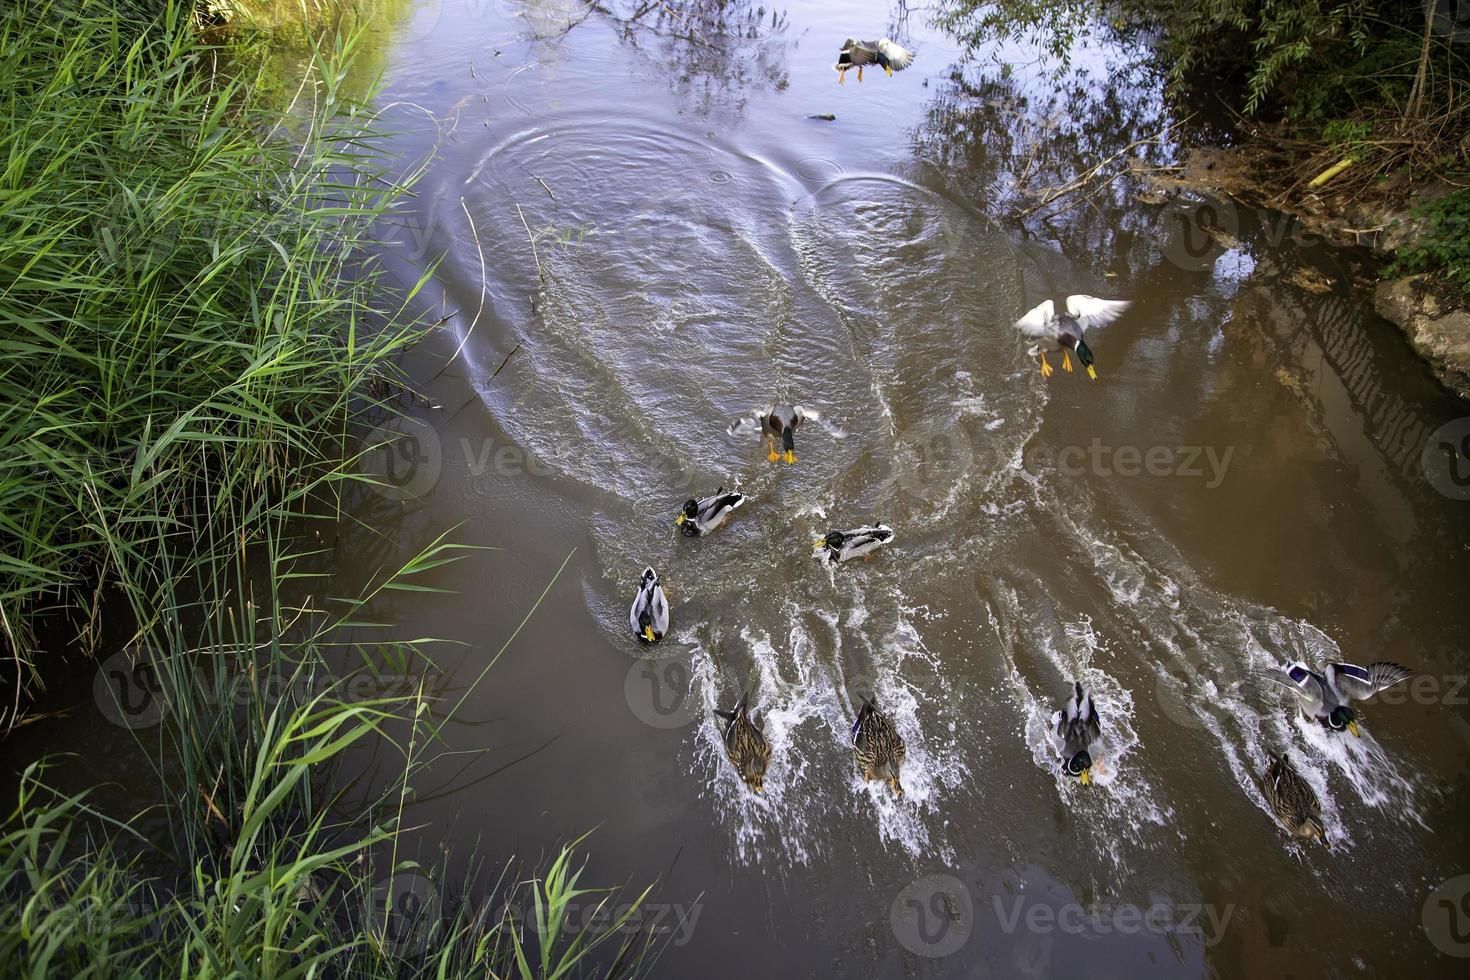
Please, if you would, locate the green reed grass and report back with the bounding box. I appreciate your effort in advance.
[0,3,661,976]
[0,0,432,685]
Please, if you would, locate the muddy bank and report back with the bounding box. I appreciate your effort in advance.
[1140,144,1470,398]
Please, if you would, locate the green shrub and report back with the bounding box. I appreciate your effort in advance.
[1389,189,1470,294]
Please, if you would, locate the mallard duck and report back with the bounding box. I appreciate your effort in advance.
[715,692,771,794]
[1013,295,1130,379]
[814,525,893,564]
[852,696,906,797]
[676,487,746,536]
[1262,660,1412,736]
[627,566,669,644]
[1055,680,1102,785]
[1262,752,1328,848]
[727,404,845,464]
[834,38,913,84]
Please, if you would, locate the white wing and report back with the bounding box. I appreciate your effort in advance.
[1013,300,1054,338]
[726,409,766,438]
[876,39,913,71]
[651,584,670,634]
[796,406,848,439]
[1065,295,1131,332]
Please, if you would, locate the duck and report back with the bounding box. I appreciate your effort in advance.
[627,566,669,644]
[834,38,913,84]
[1261,660,1412,736]
[715,692,771,794]
[727,404,845,464]
[852,696,906,797]
[676,487,746,536]
[1055,680,1102,785]
[1262,752,1328,847]
[814,525,893,564]
[1013,295,1131,379]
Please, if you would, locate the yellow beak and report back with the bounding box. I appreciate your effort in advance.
[1347,721,1360,737]
[782,450,796,464]
[1086,365,1098,380]
[643,626,656,642]
[884,65,893,77]
[675,513,686,525]
[1080,769,1092,785]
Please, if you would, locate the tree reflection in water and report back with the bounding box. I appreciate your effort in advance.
[585,1,794,108]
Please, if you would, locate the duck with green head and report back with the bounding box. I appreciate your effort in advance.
[676,487,746,536]
[727,404,846,465]
[813,525,893,564]
[627,566,669,644]
[1013,295,1130,380]
[1055,681,1102,786]
[1262,660,1412,736]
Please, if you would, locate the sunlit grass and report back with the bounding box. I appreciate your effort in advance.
[0,3,662,975]
[0,0,430,684]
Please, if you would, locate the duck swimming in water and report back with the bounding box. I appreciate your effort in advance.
[1261,660,1412,736]
[813,525,894,564]
[1013,295,1131,379]
[715,692,771,794]
[1262,751,1328,848]
[1055,681,1102,785]
[676,487,746,536]
[727,404,845,464]
[852,696,906,797]
[627,566,669,644]
[834,38,913,84]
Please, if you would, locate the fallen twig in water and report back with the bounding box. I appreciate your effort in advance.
[515,202,543,277]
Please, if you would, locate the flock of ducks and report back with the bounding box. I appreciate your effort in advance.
[622,37,1418,849]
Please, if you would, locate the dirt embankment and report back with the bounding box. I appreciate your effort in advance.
[1139,143,1470,398]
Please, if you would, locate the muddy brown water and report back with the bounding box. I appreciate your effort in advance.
[14,0,1470,975]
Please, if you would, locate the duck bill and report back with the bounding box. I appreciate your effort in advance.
[1086,365,1098,380]
[643,626,656,643]
[675,513,686,525]
[1347,720,1360,738]
[1080,769,1092,786]
[781,428,795,464]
